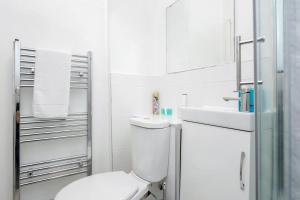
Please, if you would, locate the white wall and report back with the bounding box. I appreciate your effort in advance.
[111,74,161,171]
[109,0,166,75]
[0,0,111,199]
[110,0,254,174]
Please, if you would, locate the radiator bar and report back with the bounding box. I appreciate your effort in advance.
[21,155,87,168]
[20,129,87,137]
[21,159,87,174]
[20,134,87,143]
[20,170,87,187]
[20,123,87,131]
[20,165,87,180]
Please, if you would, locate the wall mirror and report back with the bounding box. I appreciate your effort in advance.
[166,0,235,73]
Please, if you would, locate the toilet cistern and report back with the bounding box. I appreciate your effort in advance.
[130,116,170,183]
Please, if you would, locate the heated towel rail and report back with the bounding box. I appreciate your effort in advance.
[13,39,92,200]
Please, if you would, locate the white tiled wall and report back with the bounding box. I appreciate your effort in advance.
[111,59,254,172]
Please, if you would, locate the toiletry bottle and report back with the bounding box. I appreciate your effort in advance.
[152,91,160,115]
[238,90,243,112]
[161,107,173,118]
[249,88,255,112]
[181,93,188,107]
[166,108,173,117]
[239,88,251,112]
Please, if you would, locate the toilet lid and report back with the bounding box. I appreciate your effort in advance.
[55,171,139,200]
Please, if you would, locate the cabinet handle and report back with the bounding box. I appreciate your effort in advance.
[240,152,246,191]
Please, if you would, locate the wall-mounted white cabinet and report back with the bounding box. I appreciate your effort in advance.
[180,121,254,200]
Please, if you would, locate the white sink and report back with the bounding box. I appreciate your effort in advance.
[179,106,255,131]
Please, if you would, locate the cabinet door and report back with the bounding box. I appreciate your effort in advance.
[180,121,252,200]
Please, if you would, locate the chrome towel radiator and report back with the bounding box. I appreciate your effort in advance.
[13,39,92,200]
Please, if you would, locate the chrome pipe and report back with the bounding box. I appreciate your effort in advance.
[70,71,88,74]
[20,128,87,137]
[71,76,88,79]
[21,113,87,118]
[20,79,88,84]
[20,85,88,89]
[235,36,242,91]
[70,65,88,69]
[20,75,88,80]
[71,81,88,85]
[239,39,254,45]
[21,154,87,168]
[20,66,34,69]
[20,60,35,64]
[20,118,87,124]
[21,60,88,64]
[20,54,89,59]
[21,159,87,174]
[20,72,34,75]
[87,51,93,176]
[20,165,87,180]
[239,37,265,45]
[13,39,21,200]
[21,48,88,58]
[71,59,88,64]
[20,65,88,69]
[20,134,87,143]
[70,81,88,84]
[20,48,36,52]
[20,123,87,131]
[20,54,35,58]
[72,55,88,59]
[20,170,87,187]
[20,66,88,72]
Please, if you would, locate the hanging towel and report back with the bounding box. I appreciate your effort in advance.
[33,50,71,118]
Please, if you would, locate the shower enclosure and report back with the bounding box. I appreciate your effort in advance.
[253,0,294,199]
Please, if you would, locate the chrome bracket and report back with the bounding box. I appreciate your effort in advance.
[235,35,265,92]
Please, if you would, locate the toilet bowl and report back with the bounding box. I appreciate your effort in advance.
[55,116,170,200]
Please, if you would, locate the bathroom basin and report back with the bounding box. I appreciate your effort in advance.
[179,106,255,131]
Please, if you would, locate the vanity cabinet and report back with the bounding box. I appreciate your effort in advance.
[180,121,254,200]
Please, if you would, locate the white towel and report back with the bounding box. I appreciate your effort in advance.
[33,50,71,118]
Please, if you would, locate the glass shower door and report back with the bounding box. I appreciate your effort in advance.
[253,0,288,199]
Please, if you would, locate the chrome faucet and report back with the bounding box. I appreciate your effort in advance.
[223,88,252,112]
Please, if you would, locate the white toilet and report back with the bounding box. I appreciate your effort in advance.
[55,116,170,200]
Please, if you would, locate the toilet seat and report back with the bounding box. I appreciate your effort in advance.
[55,171,149,200]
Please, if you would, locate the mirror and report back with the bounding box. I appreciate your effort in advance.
[166,0,235,73]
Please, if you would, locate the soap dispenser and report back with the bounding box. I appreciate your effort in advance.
[152,91,160,115]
